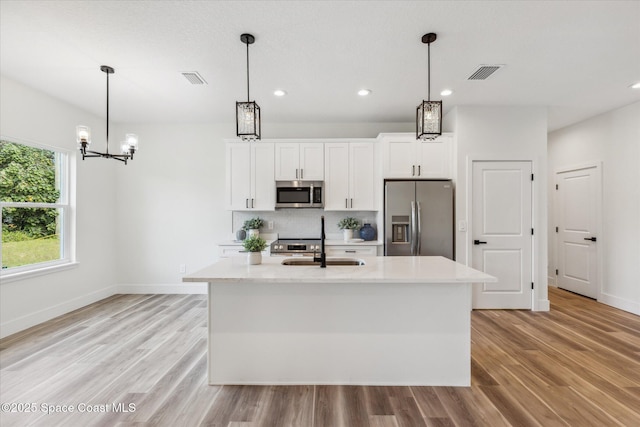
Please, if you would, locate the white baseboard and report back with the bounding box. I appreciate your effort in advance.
[116,283,207,294]
[547,275,557,287]
[0,285,117,339]
[599,292,640,315]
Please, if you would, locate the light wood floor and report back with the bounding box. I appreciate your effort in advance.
[1,287,639,426]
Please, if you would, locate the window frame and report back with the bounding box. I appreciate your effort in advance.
[1,136,77,282]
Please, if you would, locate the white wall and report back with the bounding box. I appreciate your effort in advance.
[548,102,640,314]
[452,106,549,310]
[1,76,118,338]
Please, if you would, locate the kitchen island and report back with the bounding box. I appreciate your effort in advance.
[183,256,495,386]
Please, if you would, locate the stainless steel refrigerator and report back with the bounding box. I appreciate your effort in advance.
[384,180,454,259]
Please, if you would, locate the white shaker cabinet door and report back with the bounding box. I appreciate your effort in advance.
[226,143,252,210]
[299,143,324,180]
[251,143,275,210]
[275,142,324,181]
[418,136,452,179]
[382,133,453,179]
[324,142,375,211]
[383,139,416,178]
[324,143,350,210]
[226,142,275,211]
[274,143,299,180]
[349,142,376,210]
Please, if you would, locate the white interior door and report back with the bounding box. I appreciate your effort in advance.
[556,166,600,299]
[472,161,533,309]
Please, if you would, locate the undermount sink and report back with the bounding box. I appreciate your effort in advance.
[281,258,366,266]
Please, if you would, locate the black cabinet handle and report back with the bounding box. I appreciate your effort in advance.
[584,237,597,242]
[474,240,487,245]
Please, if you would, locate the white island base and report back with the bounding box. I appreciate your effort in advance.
[185,256,496,386]
[211,281,470,386]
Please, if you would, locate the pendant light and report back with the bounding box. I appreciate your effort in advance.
[416,33,442,140]
[236,33,261,140]
[76,65,138,165]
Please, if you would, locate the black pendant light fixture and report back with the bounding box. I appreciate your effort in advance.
[416,33,442,140]
[76,65,138,164]
[236,33,261,140]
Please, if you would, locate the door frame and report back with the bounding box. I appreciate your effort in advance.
[464,155,543,310]
[554,161,603,301]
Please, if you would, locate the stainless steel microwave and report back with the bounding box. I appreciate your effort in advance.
[275,181,323,208]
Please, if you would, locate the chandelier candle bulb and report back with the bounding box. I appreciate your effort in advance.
[126,134,139,150]
[76,125,91,146]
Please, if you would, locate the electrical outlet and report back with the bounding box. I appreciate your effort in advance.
[268,221,274,230]
[179,264,186,274]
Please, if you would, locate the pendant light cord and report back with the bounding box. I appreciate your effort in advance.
[106,70,110,154]
[427,41,431,102]
[246,40,250,102]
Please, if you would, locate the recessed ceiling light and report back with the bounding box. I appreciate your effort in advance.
[440,89,453,96]
[274,89,287,97]
[358,89,371,96]
[631,82,640,89]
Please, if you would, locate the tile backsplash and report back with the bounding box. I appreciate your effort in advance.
[233,210,378,239]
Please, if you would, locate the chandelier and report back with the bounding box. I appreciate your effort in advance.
[236,33,261,140]
[76,65,138,164]
[416,33,442,140]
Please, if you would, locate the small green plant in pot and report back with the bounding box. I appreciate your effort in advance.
[243,217,264,237]
[338,217,360,241]
[243,235,267,265]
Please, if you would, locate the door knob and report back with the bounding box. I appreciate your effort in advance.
[583,237,597,242]
[474,240,487,245]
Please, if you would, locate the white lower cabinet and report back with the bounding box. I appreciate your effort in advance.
[226,142,275,210]
[324,142,376,210]
[326,245,378,257]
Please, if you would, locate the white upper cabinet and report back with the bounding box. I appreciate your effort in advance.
[274,142,324,180]
[226,142,275,211]
[324,142,376,211]
[381,133,453,179]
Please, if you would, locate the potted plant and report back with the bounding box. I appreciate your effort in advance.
[243,217,264,237]
[243,235,267,265]
[338,217,360,241]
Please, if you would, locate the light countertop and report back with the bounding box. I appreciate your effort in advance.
[183,256,496,284]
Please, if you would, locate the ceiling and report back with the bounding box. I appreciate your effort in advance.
[1,0,639,132]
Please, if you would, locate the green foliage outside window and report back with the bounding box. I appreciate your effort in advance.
[1,140,60,239]
[1,140,64,269]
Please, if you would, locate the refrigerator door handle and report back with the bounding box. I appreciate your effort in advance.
[410,201,417,255]
[416,201,422,255]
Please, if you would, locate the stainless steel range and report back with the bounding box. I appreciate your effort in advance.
[270,238,322,256]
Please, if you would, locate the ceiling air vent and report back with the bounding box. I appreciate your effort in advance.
[181,71,207,85]
[467,65,504,80]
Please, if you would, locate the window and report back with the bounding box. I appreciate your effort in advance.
[1,139,73,278]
